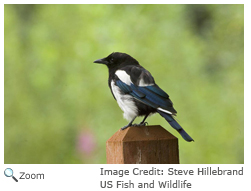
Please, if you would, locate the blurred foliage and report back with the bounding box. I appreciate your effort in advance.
[4,4,243,164]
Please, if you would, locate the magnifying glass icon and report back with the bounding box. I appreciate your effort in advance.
[4,168,18,182]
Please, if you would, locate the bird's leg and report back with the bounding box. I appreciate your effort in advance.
[121,117,137,130]
[139,114,149,126]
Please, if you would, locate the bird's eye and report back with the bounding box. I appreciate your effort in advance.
[110,58,114,62]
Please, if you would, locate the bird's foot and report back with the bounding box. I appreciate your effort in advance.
[132,122,148,127]
[121,124,131,130]
[121,122,148,130]
[140,122,148,126]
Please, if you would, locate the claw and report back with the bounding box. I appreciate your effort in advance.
[139,122,148,126]
[133,122,148,127]
[121,124,130,130]
[121,121,148,130]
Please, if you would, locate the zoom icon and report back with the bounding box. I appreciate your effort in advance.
[4,168,18,182]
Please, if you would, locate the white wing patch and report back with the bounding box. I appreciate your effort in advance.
[138,78,154,87]
[111,80,138,121]
[157,107,173,114]
[116,69,154,87]
[115,70,132,85]
[138,71,154,87]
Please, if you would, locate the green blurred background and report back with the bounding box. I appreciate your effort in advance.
[4,4,244,164]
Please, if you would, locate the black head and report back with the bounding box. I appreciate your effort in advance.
[94,52,139,69]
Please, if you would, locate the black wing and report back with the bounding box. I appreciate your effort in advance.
[114,66,177,114]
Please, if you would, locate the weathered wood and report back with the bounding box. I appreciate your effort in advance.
[106,125,179,164]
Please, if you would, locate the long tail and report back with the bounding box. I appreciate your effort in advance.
[157,110,194,142]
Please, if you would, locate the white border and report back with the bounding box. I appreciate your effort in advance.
[2,2,250,190]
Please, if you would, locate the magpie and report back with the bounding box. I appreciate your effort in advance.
[94,52,194,142]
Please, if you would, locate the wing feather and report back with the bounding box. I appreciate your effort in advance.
[115,79,177,115]
[114,66,177,115]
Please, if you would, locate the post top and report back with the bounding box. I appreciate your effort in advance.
[107,125,178,142]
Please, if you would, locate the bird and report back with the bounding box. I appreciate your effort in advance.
[94,52,194,142]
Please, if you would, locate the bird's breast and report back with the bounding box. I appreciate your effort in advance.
[110,80,138,121]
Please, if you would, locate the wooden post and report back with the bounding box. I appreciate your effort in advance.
[106,125,179,164]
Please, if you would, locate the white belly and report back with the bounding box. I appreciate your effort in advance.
[111,80,138,121]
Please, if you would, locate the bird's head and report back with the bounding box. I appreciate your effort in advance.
[94,52,139,69]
